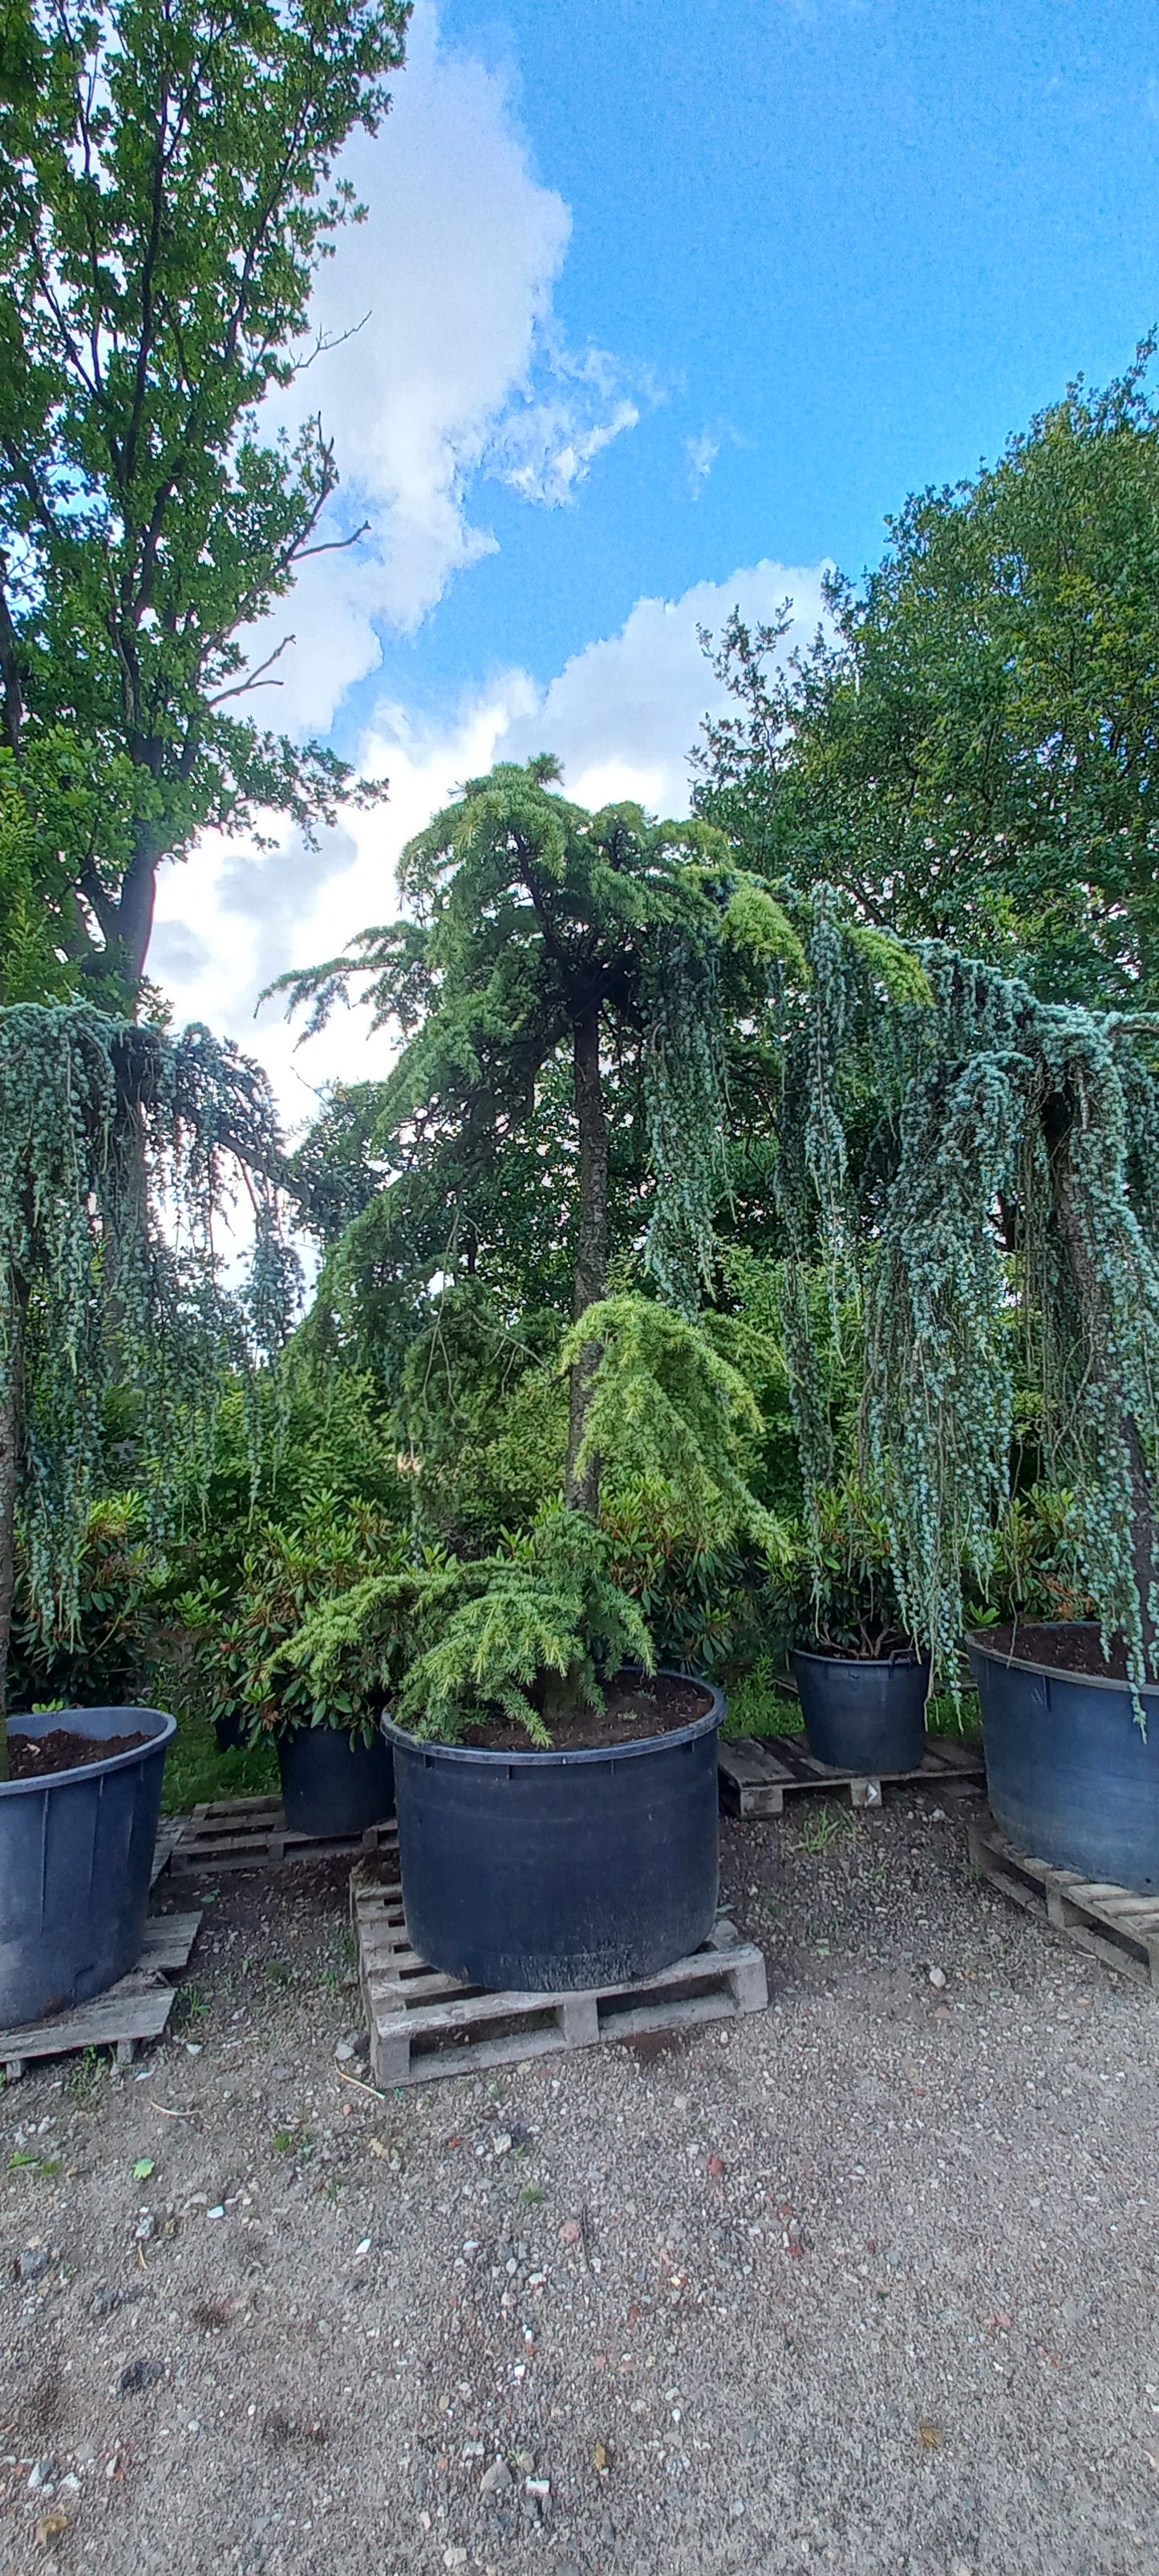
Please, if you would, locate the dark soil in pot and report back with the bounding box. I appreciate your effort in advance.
[464,1672,712,1753]
[0,1705,176,2028]
[983,1621,1133,1678]
[276,1723,395,1838]
[792,1644,930,1773]
[969,1620,1159,1891]
[384,1668,722,1992]
[7,1725,152,1778]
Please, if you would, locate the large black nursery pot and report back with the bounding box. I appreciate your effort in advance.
[383,1672,723,1992]
[791,1645,930,1773]
[969,1623,1159,1891]
[0,1706,176,2028]
[276,1721,395,1838]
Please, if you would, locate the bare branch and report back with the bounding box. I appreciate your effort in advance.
[294,518,371,564]
[207,637,293,706]
[290,311,373,375]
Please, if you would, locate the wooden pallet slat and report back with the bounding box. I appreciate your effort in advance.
[151,1816,187,1882]
[718,1729,986,1819]
[164,1796,399,1878]
[354,1882,768,2089]
[0,1909,201,2078]
[969,1816,1159,1991]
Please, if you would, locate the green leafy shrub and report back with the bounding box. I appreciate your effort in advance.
[186,1502,412,1745]
[602,1480,771,1676]
[8,1492,157,1711]
[773,1474,910,1658]
[964,1486,1095,1632]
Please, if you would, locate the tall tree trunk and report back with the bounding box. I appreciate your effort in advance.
[565,1006,609,1516]
[1043,1084,1158,1666]
[0,1266,28,1781]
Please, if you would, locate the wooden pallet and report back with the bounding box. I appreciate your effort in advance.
[353,1874,768,2088]
[151,1816,187,1882]
[718,1729,985,1819]
[164,1793,399,1878]
[0,1912,202,2079]
[969,1817,1159,1992]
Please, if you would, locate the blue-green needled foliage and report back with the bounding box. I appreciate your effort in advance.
[775,919,1159,1700]
[0,1003,296,1772]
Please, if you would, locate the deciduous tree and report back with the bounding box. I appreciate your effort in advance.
[0,0,407,1000]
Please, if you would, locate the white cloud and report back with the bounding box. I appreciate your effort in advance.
[499,557,829,816]
[237,2,647,737]
[685,431,720,495]
[152,560,828,1128]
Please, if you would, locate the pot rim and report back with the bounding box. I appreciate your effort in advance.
[382,1668,723,1768]
[791,1644,930,1672]
[966,1622,1159,1701]
[0,1705,176,1798]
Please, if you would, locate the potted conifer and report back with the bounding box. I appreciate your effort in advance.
[278,766,794,1985]
[287,1300,775,1988]
[0,1005,292,2026]
[770,923,1159,1892]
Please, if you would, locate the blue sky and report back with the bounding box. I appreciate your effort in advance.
[357,0,1159,733]
[152,0,1159,1111]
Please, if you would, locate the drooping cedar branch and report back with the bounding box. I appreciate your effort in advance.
[0,1004,297,1773]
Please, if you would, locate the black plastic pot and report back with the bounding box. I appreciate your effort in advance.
[968,1624,1159,1891]
[214,1710,247,1755]
[276,1724,395,1838]
[0,1706,176,2028]
[383,1673,723,1992]
[791,1645,930,1773]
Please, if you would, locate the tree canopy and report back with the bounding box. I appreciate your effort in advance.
[695,346,1159,1011]
[0,0,408,1001]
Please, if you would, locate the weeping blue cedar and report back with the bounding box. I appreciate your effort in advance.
[776,919,1159,1698]
[0,1004,297,1760]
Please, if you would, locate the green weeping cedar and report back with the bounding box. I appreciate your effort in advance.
[776,900,1159,1699]
[271,762,808,1740]
[0,1004,296,1775]
[274,758,805,1504]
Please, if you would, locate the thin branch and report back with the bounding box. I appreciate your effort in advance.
[290,311,373,374]
[293,518,371,564]
[207,637,292,706]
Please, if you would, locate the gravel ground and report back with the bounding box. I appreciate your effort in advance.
[2,1788,1158,2576]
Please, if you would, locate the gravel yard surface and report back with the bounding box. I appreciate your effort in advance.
[2,1790,1158,2576]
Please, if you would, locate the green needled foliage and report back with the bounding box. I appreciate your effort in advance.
[276,761,803,1519]
[284,1507,654,1748]
[278,1290,783,1745]
[0,1003,295,1769]
[561,1294,791,1564]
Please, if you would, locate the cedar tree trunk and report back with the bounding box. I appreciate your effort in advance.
[565,1005,609,1515]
